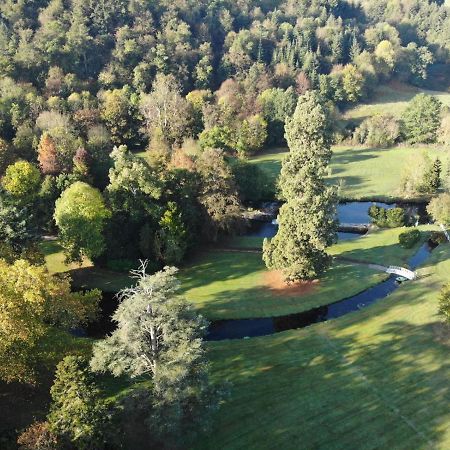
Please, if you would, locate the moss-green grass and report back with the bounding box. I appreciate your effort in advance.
[40,240,93,274]
[329,225,434,266]
[342,82,450,124]
[330,145,449,201]
[181,227,430,319]
[40,240,132,292]
[227,225,433,265]
[250,145,448,201]
[194,244,450,450]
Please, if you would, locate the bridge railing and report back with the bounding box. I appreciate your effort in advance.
[386,266,416,280]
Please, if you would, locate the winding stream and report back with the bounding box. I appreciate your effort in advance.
[207,201,433,340]
[207,242,434,341]
[80,201,433,341]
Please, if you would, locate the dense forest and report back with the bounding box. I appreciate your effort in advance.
[1,0,450,448]
[0,0,449,271]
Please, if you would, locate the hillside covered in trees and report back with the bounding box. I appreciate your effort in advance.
[0,0,449,269]
[2,0,450,449]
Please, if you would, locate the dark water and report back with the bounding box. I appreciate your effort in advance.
[79,200,431,340]
[248,221,364,242]
[338,201,393,224]
[338,201,429,225]
[207,242,434,341]
[248,201,429,241]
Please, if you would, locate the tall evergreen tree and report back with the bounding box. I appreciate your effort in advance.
[48,355,109,450]
[91,264,221,446]
[263,91,338,282]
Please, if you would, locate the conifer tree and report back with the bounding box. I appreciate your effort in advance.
[263,91,338,282]
[48,356,109,450]
[91,264,220,445]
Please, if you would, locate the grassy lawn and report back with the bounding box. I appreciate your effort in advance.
[228,225,434,264]
[330,145,449,201]
[342,82,450,124]
[40,240,93,274]
[181,227,430,320]
[195,243,450,450]
[250,145,448,201]
[40,240,133,292]
[329,225,435,267]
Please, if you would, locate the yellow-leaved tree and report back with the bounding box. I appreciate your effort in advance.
[0,259,100,384]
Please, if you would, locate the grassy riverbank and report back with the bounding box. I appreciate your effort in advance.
[181,227,432,319]
[195,243,450,449]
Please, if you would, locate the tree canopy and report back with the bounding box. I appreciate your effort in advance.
[263,91,338,281]
[54,181,111,263]
[0,259,99,384]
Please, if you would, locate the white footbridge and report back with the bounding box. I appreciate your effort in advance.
[368,263,417,280]
[386,266,416,280]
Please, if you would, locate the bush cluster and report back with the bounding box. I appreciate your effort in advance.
[368,206,406,228]
[398,229,421,248]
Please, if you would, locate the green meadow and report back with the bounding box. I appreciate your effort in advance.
[194,244,450,449]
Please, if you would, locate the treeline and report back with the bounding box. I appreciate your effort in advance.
[0,0,449,269]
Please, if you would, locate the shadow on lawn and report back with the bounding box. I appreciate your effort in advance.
[332,147,381,165]
[201,311,450,449]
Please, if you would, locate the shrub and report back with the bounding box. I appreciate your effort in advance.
[368,205,405,228]
[438,283,450,324]
[398,229,421,248]
[353,114,400,147]
[17,421,58,450]
[386,208,407,227]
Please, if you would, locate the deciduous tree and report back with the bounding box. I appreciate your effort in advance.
[0,259,99,384]
[402,94,442,144]
[2,160,41,202]
[54,182,111,263]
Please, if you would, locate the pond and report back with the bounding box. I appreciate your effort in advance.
[248,201,429,242]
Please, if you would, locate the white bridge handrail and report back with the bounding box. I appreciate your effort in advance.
[386,265,416,280]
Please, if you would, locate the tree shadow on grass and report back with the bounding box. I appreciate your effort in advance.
[199,313,450,449]
[331,147,381,165]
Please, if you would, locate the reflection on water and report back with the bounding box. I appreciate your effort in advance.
[207,242,434,341]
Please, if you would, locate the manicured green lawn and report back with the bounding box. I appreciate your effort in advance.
[180,227,429,320]
[226,226,433,266]
[40,240,93,274]
[181,251,385,319]
[330,145,449,201]
[342,82,450,124]
[195,244,450,450]
[250,145,448,201]
[40,240,133,292]
[329,225,435,266]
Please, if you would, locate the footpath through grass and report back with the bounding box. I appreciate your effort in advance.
[195,244,450,450]
[181,227,429,320]
[251,145,448,201]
